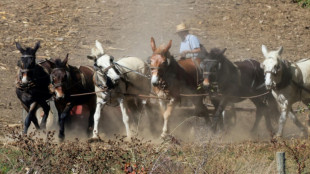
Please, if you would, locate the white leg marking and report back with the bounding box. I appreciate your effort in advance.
[92,99,105,138]
[119,98,131,139]
[276,94,288,137]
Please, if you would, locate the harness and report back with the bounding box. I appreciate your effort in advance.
[270,59,310,94]
[16,56,50,90]
[93,60,151,94]
[51,65,90,91]
[275,59,292,90]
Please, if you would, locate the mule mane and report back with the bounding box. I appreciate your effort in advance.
[209,48,235,67]
[54,58,64,68]
[208,48,225,60]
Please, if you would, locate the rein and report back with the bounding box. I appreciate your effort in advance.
[50,67,84,90]
[91,61,153,96]
[70,87,270,99]
[114,62,151,79]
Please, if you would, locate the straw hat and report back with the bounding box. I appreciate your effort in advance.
[176,22,189,33]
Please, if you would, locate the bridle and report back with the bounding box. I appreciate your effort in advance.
[18,55,36,74]
[50,68,71,88]
[16,55,37,89]
[202,59,220,75]
[93,56,122,90]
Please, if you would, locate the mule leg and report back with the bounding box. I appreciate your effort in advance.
[24,102,39,134]
[250,106,264,133]
[92,99,105,139]
[58,103,73,140]
[161,100,175,138]
[288,111,308,138]
[87,108,95,138]
[158,99,166,114]
[276,110,288,137]
[264,112,275,134]
[192,96,211,127]
[145,101,160,137]
[276,94,289,137]
[308,114,310,127]
[119,98,131,139]
[38,100,50,130]
[211,99,227,133]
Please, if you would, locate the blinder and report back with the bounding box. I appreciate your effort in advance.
[202,59,221,91]
[93,59,120,89]
[203,59,221,74]
[264,64,281,75]
[18,54,36,75]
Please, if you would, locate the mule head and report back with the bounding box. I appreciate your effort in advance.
[261,45,283,90]
[203,48,226,86]
[150,37,172,86]
[16,41,40,84]
[87,40,119,88]
[50,54,71,99]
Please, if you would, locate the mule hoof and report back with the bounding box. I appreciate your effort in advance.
[275,133,282,138]
[58,133,65,141]
[161,132,168,138]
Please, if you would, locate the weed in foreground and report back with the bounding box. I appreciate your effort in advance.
[1,126,310,173]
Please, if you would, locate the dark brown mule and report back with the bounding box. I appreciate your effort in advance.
[50,54,96,140]
[203,48,280,133]
[150,37,210,138]
[15,41,55,134]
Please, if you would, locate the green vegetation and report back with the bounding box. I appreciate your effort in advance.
[1,126,310,173]
[293,0,310,7]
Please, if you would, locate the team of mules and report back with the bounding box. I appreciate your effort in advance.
[203,48,280,133]
[86,40,151,140]
[15,40,310,141]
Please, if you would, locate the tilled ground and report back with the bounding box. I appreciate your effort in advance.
[0,0,309,140]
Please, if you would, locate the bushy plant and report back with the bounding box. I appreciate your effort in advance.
[292,0,310,7]
[1,126,310,173]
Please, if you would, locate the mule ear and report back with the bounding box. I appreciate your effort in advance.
[277,46,283,56]
[221,48,227,55]
[34,41,40,53]
[163,40,172,53]
[95,40,104,55]
[63,53,69,66]
[16,42,24,53]
[151,37,156,52]
[261,45,268,58]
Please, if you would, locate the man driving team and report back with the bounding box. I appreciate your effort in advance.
[176,22,208,87]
